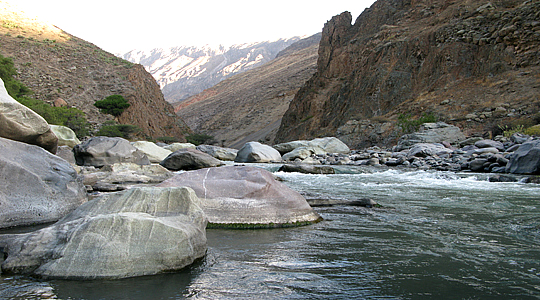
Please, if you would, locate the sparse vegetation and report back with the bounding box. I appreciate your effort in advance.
[186,133,214,146]
[94,95,130,117]
[96,121,140,139]
[157,136,180,144]
[397,113,438,133]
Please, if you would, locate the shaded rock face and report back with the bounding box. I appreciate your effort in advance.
[506,139,540,174]
[0,137,87,229]
[0,187,207,279]
[160,148,224,171]
[276,1,540,148]
[73,137,150,167]
[0,78,58,153]
[158,166,321,228]
[234,142,282,163]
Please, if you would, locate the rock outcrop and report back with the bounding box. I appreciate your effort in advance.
[0,187,207,279]
[73,136,150,167]
[276,1,540,148]
[0,137,87,229]
[158,166,322,228]
[0,78,58,153]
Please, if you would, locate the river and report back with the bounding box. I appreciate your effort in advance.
[1,165,539,299]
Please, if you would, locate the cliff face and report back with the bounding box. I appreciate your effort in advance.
[0,1,190,140]
[122,38,300,104]
[275,0,540,148]
[175,34,320,148]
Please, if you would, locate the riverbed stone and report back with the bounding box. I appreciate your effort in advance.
[160,148,224,171]
[0,78,58,153]
[407,143,453,158]
[235,142,282,163]
[0,137,87,229]
[274,137,349,155]
[132,141,173,163]
[397,122,465,150]
[73,136,150,167]
[158,166,322,228]
[49,125,80,148]
[0,187,207,279]
[474,139,504,152]
[196,145,238,161]
[505,139,540,174]
[163,143,196,152]
[79,162,173,190]
[278,164,335,174]
[282,147,314,161]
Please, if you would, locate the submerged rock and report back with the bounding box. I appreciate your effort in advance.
[0,137,87,229]
[278,164,335,174]
[0,187,207,279]
[158,166,321,228]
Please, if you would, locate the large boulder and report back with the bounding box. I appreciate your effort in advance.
[131,141,173,163]
[397,122,465,150]
[505,139,540,174]
[158,166,322,228]
[0,187,207,279]
[0,137,87,229]
[73,136,150,167]
[282,147,316,161]
[160,148,224,171]
[474,139,505,152]
[196,144,238,161]
[0,78,58,153]
[49,125,81,148]
[273,137,349,155]
[235,142,282,163]
[80,163,173,191]
[163,142,196,152]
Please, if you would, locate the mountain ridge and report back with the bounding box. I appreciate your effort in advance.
[122,38,302,103]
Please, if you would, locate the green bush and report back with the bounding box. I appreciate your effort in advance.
[186,133,213,146]
[397,113,438,134]
[94,95,130,117]
[156,136,180,144]
[96,123,140,139]
[0,54,32,98]
[524,125,540,137]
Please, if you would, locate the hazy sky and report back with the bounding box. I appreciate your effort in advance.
[13,0,376,54]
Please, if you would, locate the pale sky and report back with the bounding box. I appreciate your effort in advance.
[12,0,376,54]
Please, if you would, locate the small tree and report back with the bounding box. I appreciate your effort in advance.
[94,95,130,117]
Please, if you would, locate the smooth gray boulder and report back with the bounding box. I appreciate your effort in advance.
[474,139,504,152]
[0,137,87,229]
[407,143,453,158]
[158,166,322,228]
[0,78,58,153]
[196,144,238,161]
[73,136,150,167]
[235,142,282,163]
[163,142,196,152]
[282,147,315,161]
[79,162,173,190]
[274,137,349,155]
[160,148,224,171]
[505,139,540,174]
[49,125,80,148]
[132,141,173,163]
[0,187,207,279]
[397,122,465,150]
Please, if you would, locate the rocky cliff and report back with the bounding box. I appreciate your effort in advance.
[275,0,540,148]
[122,38,301,103]
[0,1,190,140]
[175,34,321,148]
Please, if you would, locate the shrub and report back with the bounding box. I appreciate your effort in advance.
[397,113,438,134]
[524,125,540,137]
[186,133,213,146]
[0,54,32,98]
[94,95,130,117]
[157,136,180,144]
[96,123,140,139]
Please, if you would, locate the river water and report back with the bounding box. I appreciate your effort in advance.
[1,165,540,299]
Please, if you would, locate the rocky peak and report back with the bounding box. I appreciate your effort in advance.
[275,0,540,148]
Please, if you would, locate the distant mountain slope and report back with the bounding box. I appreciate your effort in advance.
[175,34,321,148]
[121,38,301,103]
[0,1,190,140]
[276,0,540,148]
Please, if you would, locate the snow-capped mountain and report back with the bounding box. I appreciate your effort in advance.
[121,38,301,103]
